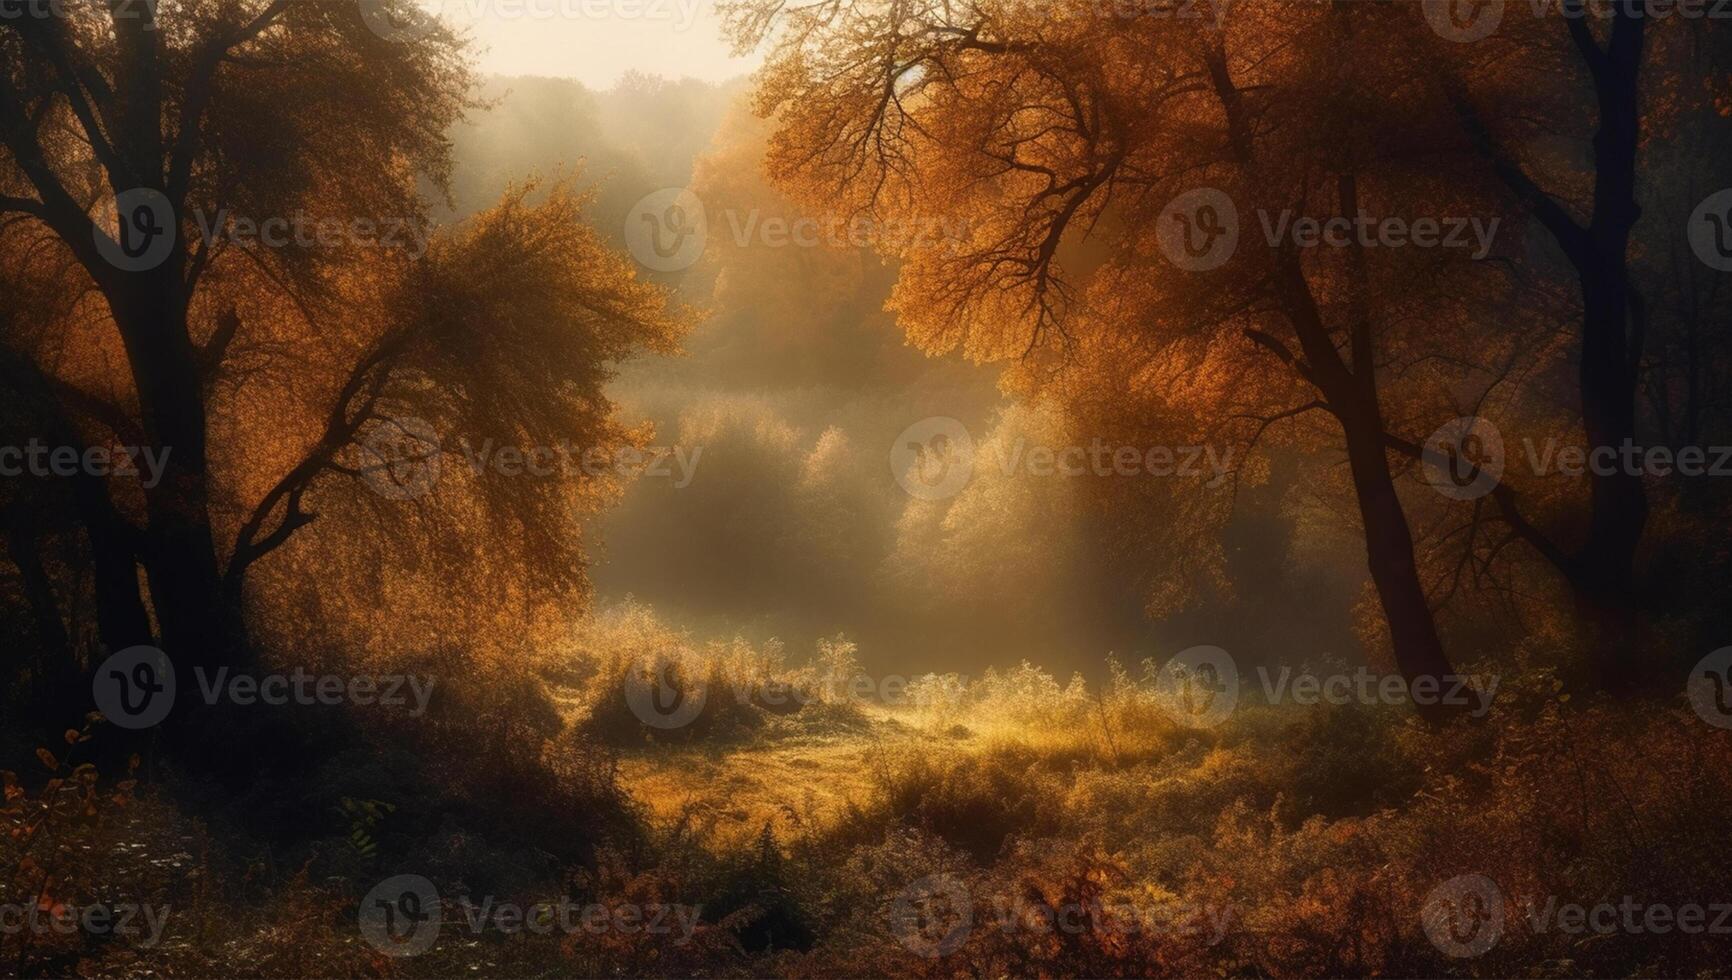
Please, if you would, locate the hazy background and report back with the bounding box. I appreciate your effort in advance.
[442,0,757,87]
[431,5,1364,677]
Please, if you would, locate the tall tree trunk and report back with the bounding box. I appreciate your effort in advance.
[1208,45,1460,715]
[108,269,238,674]
[1274,258,1460,717]
[1339,406,1459,700]
[1571,2,1648,688]
[4,507,74,702]
[66,469,156,657]
[1439,3,1650,689]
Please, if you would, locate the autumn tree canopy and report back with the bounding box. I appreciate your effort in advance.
[0,0,687,725]
[725,0,1732,697]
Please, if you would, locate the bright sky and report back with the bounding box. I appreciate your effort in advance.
[433,0,760,88]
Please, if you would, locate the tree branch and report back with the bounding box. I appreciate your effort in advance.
[1384,430,1577,579]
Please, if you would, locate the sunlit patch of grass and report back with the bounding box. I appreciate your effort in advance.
[618,713,909,851]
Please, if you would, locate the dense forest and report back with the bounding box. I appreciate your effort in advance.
[1,1,1730,977]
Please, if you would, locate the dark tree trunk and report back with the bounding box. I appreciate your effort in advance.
[1273,257,1461,719]
[1208,46,1461,717]
[105,249,243,675]
[1437,4,1652,687]
[1340,409,1459,707]
[4,509,74,700]
[1571,3,1649,688]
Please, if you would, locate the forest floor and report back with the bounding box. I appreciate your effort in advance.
[8,675,1732,978]
[616,707,947,849]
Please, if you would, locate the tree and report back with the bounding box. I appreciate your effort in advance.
[0,1,687,723]
[1420,0,1732,685]
[726,0,1730,699]
[724,0,1508,707]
